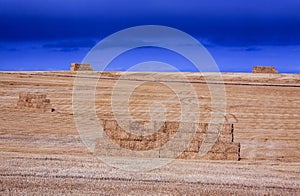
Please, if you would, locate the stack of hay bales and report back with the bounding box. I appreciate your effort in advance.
[252,66,278,74]
[70,63,93,72]
[179,123,240,160]
[98,119,240,160]
[17,92,52,112]
[102,120,176,151]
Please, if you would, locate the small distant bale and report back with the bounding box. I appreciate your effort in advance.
[17,92,53,112]
[70,63,93,72]
[252,66,278,74]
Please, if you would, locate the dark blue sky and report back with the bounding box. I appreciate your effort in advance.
[0,0,300,73]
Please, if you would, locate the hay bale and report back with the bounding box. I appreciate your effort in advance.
[104,120,117,130]
[70,63,93,72]
[252,66,278,74]
[225,143,240,153]
[177,151,199,159]
[202,152,226,160]
[185,140,200,152]
[17,92,53,112]
[226,153,240,160]
[209,142,240,153]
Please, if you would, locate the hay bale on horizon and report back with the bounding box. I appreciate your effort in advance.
[70,63,93,72]
[252,66,279,74]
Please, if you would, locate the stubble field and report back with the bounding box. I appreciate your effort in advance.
[0,71,299,194]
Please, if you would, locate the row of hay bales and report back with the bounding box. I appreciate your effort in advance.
[97,120,240,160]
[69,63,279,75]
[17,92,53,112]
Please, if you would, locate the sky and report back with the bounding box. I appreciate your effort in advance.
[0,0,300,73]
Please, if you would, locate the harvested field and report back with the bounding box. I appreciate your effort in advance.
[0,71,299,194]
[0,152,299,195]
